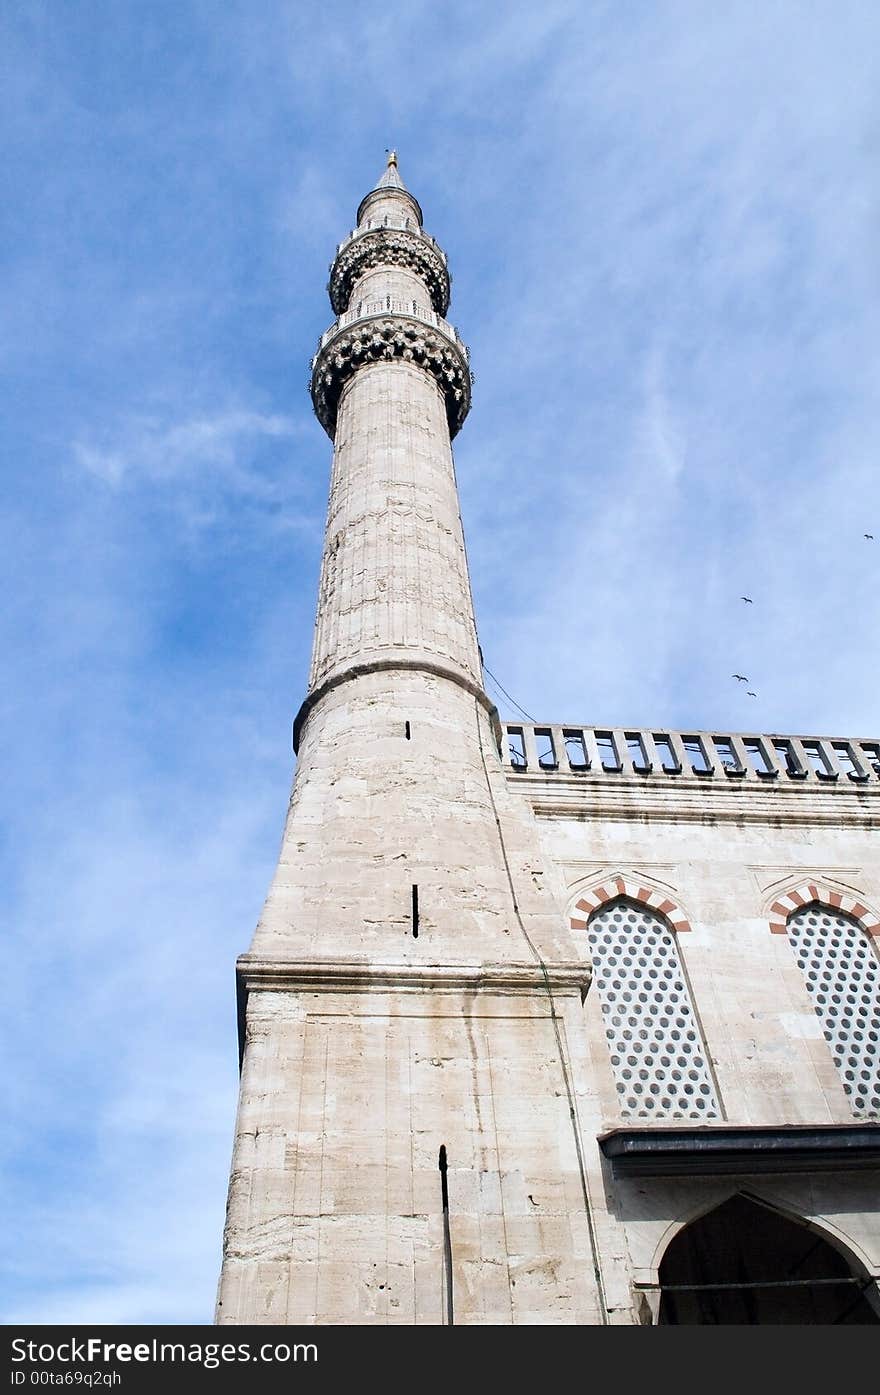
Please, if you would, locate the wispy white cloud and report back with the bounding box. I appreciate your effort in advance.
[453,2,880,734]
[75,408,300,488]
[71,407,320,541]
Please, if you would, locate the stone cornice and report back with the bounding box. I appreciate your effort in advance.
[292,656,501,752]
[310,314,472,440]
[516,775,880,829]
[237,956,592,997]
[329,228,450,315]
[598,1123,880,1177]
[235,956,591,1063]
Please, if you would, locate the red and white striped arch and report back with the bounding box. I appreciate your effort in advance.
[569,876,691,934]
[768,882,880,936]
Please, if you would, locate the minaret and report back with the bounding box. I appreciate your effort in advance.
[216,157,597,1325]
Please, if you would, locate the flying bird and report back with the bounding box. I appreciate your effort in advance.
[732,674,749,682]
[866,533,874,540]
[747,691,757,697]
[741,596,753,604]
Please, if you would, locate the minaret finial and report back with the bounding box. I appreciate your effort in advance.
[356,150,423,230]
[376,151,405,192]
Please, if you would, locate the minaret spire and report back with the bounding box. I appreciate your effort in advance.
[378,148,404,189]
[356,150,423,229]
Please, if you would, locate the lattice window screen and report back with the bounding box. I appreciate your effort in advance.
[787,905,880,1118]
[588,900,720,1120]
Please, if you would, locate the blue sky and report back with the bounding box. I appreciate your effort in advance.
[2,2,879,1323]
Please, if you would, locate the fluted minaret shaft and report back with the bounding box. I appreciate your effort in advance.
[305,153,479,711]
[249,156,577,967]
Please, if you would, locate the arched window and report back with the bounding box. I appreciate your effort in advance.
[659,1194,879,1324]
[787,903,880,1117]
[588,898,720,1120]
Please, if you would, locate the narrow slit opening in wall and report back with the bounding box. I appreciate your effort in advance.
[439,1145,453,1325]
[405,720,411,740]
[412,884,419,938]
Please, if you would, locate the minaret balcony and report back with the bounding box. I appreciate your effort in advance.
[328,224,450,316]
[334,222,447,262]
[315,298,467,356]
[310,300,472,441]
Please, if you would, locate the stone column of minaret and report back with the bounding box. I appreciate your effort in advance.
[216,156,599,1325]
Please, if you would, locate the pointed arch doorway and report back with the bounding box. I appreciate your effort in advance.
[658,1194,879,1324]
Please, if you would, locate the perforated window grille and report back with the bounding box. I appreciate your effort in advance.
[787,905,880,1118]
[588,900,720,1120]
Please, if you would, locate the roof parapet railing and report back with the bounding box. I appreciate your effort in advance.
[500,722,880,786]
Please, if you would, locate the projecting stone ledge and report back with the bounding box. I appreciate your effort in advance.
[292,654,498,751]
[237,955,591,996]
[235,956,592,1064]
[598,1123,880,1177]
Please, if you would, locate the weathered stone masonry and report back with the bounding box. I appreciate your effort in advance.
[216,156,880,1325]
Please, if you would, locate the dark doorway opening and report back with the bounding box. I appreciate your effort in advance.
[658,1194,879,1324]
